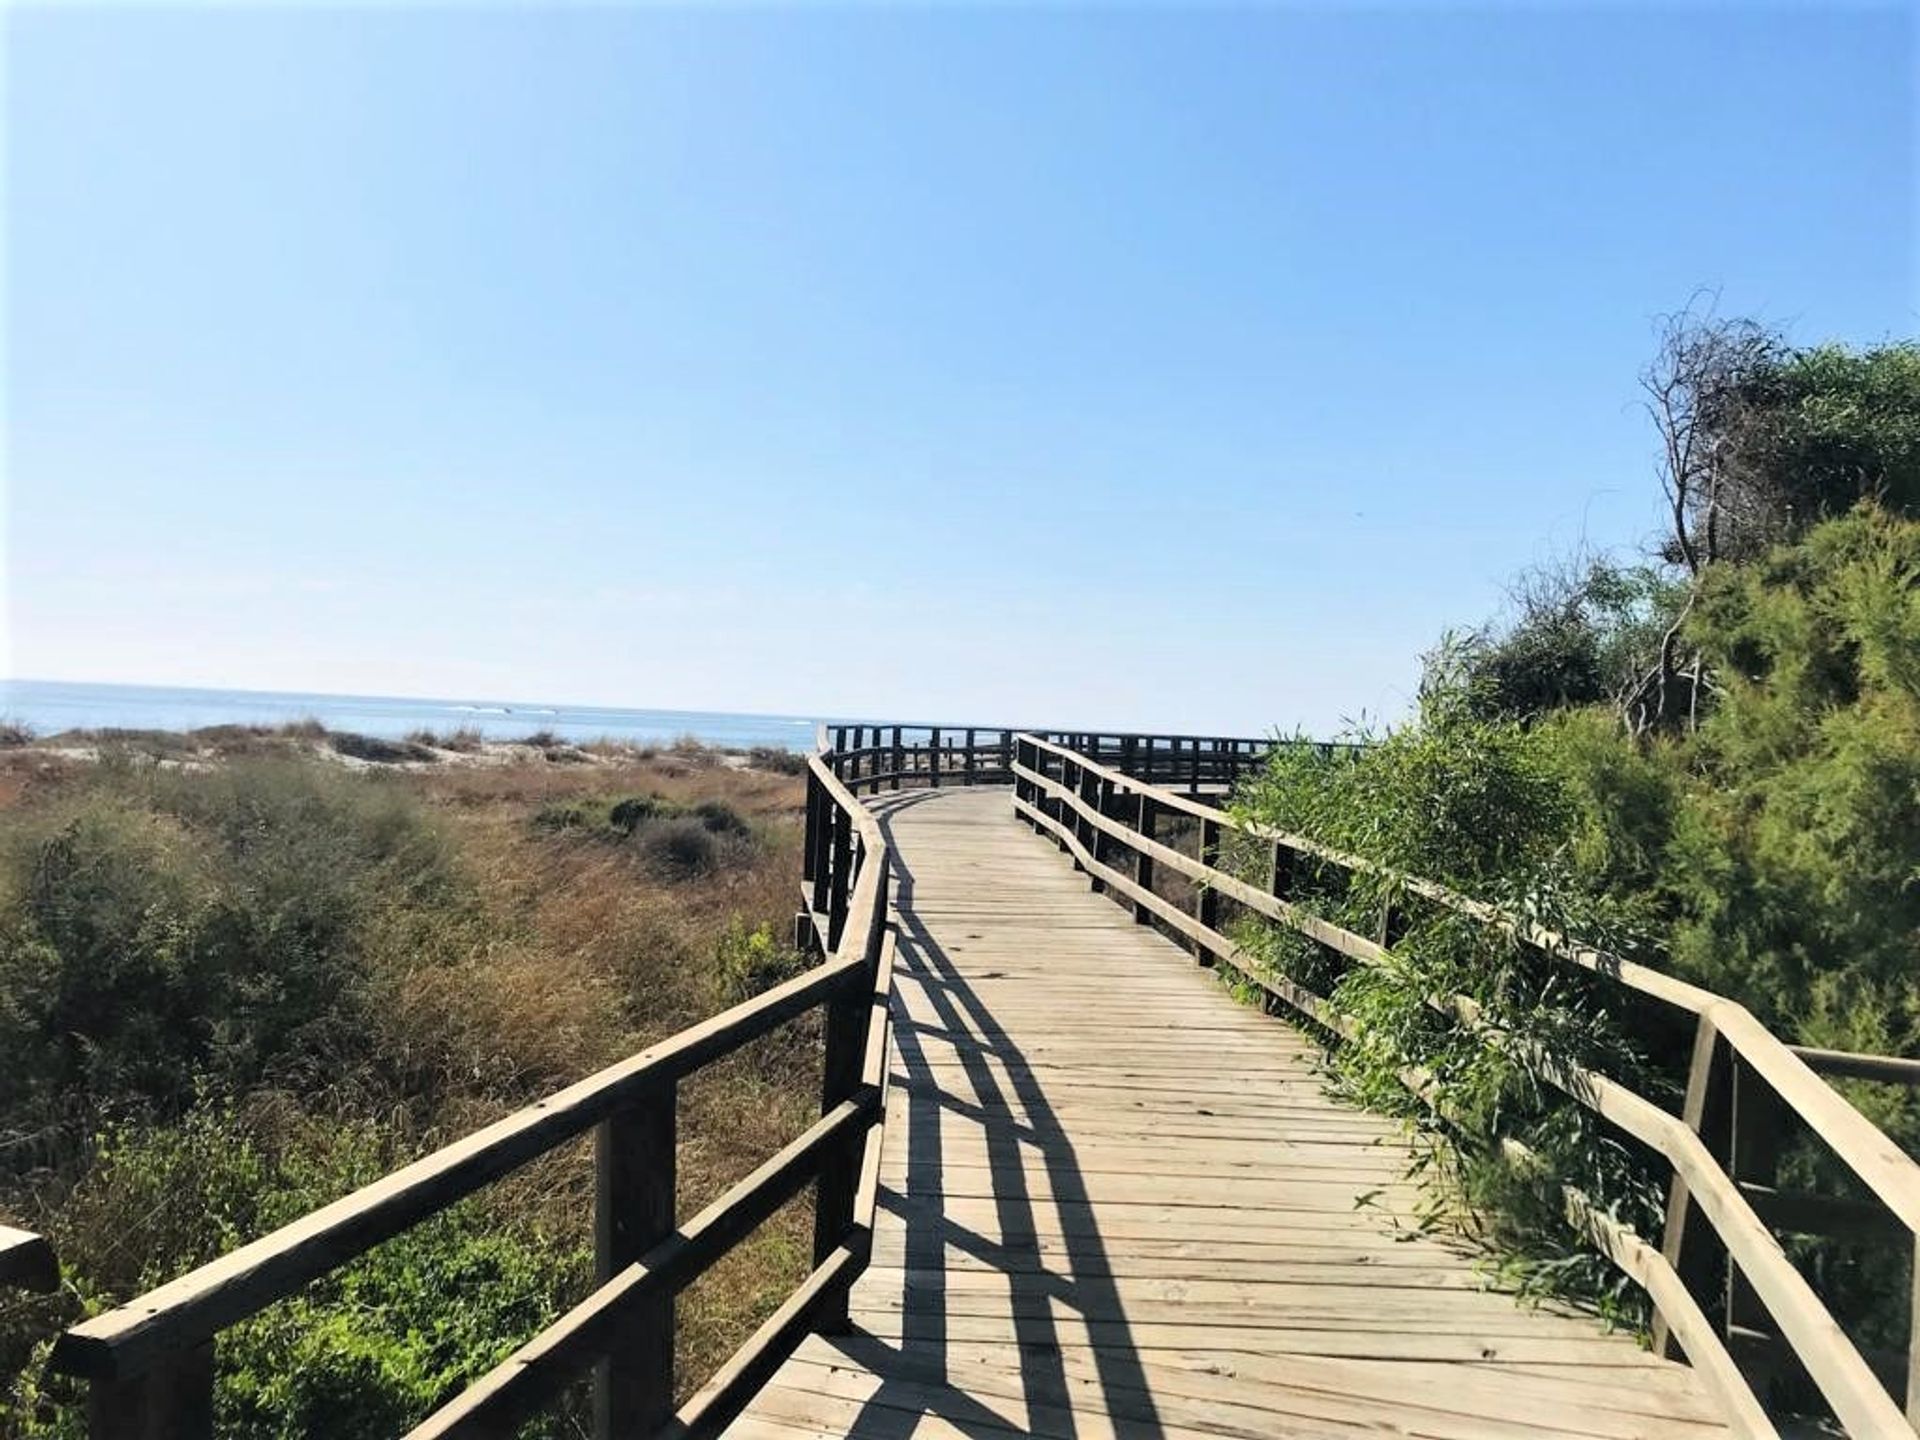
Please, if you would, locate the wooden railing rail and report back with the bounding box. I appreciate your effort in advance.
[1010,731,1920,1439]
[1,1225,56,1294]
[49,752,898,1440]
[816,722,1330,798]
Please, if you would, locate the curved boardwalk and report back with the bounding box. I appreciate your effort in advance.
[733,788,1730,1439]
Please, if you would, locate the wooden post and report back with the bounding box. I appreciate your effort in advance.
[595,1085,676,1440]
[802,769,820,888]
[1654,1017,1734,1359]
[1188,739,1201,795]
[999,730,1012,781]
[1195,817,1221,965]
[814,967,871,1333]
[1090,777,1114,896]
[1134,794,1156,924]
[1270,840,1293,901]
[1727,1061,1784,1400]
[965,728,977,786]
[87,1345,214,1440]
[891,726,903,792]
[826,812,853,951]
[1907,1234,1920,1427]
[809,780,831,918]
[929,728,942,789]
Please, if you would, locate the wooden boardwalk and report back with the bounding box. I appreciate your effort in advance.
[733,787,1732,1440]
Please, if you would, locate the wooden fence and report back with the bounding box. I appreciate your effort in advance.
[1010,730,1920,1439]
[47,754,896,1440]
[816,722,1333,796]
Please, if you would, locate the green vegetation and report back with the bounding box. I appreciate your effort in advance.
[0,737,812,1436]
[1229,317,1920,1378]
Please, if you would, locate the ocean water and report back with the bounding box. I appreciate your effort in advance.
[0,679,822,752]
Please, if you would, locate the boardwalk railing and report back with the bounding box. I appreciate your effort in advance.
[817,722,1322,796]
[1010,731,1920,1440]
[49,754,898,1440]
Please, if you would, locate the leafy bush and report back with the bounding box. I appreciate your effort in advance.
[745,747,808,776]
[0,761,471,1121]
[533,794,755,861]
[4,1103,582,1439]
[328,731,435,764]
[639,818,719,879]
[608,795,667,834]
[1231,673,1663,1319]
[690,800,750,838]
[405,727,484,753]
[713,918,806,1005]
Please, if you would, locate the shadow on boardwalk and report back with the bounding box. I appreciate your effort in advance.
[822,788,1165,1437]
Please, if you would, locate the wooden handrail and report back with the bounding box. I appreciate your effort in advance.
[52,747,904,1440]
[1016,731,1920,1238]
[1011,732,1920,1437]
[1,1225,56,1293]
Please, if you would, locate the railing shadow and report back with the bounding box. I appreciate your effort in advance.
[814,788,1166,1437]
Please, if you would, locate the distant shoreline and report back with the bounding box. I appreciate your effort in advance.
[0,678,822,753]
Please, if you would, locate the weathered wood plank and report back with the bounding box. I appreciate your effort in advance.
[728,788,1734,1440]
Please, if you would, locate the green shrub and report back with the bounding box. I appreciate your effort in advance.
[329,732,435,764]
[0,762,471,1121]
[691,800,750,838]
[713,918,805,1005]
[745,747,807,776]
[1230,672,1661,1320]
[4,1103,582,1439]
[639,818,719,879]
[608,795,666,834]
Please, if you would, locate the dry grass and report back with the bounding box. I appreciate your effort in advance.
[0,737,817,1416]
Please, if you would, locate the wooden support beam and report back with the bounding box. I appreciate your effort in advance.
[594,1083,676,1440]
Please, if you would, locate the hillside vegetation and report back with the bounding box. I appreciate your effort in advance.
[0,733,813,1437]
[1229,317,1920,1392]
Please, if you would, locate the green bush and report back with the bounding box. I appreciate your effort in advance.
[4,1103,583,1439]
[640,818,719,879]
[713,918,806,1005]
[0,761,472,1122]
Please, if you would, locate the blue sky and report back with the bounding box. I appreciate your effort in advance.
[4,3,1913,734]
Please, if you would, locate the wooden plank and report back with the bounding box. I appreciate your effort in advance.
[728,788,1735,1440]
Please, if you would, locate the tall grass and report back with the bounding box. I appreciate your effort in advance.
[0,743,810,1436]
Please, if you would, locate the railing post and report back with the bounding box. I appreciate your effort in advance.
[1654,1016,1734,1359]
[1059,760,1075,864]
[1194,816,1221,965]
[827,818,854,951]
[1270,839,1294,901]
[891,726,903,792]
[1090,775,1114,895]
[999,730,1012,782]
[1728,1061,1784,1399]
[1134,793,1156,924]
[1908,1235,1920,1427]
[810,780,832,919]
[595,1079,676,1440]
[1188,738,1201,795]
[965,729,977,786]
[88,1345,214,1440]
[802,768,820,888]
[813,965,869,1334]
[929,728,941,789]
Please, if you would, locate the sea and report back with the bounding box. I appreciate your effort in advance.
[0,679,822,752]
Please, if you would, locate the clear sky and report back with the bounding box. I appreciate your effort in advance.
[3,2,1913,734]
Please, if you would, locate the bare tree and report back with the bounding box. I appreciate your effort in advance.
[1621,301,1785,736]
